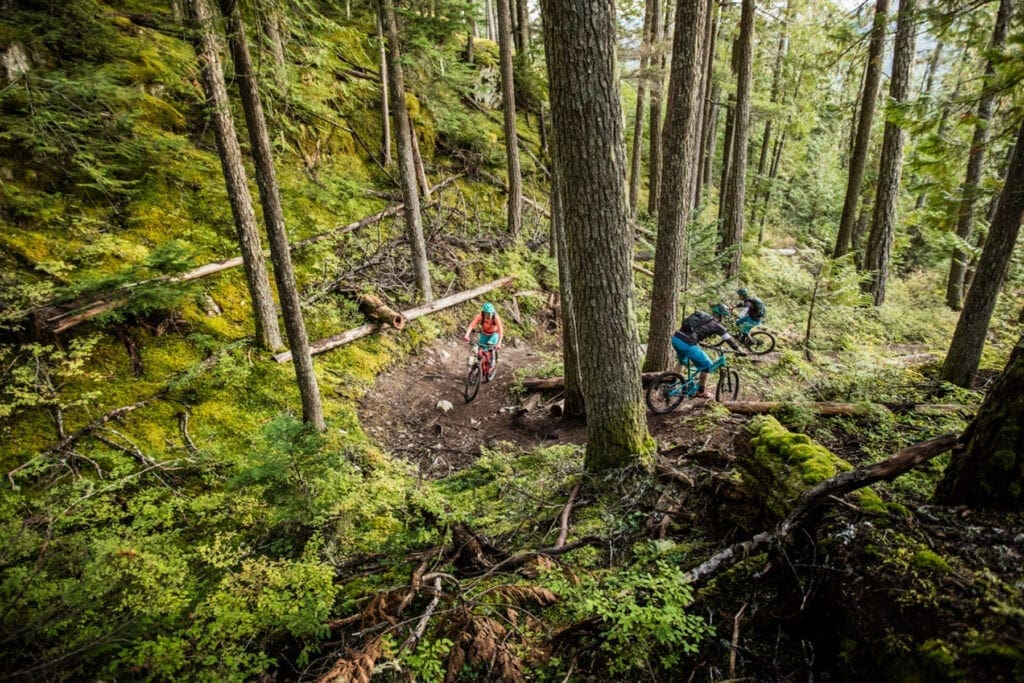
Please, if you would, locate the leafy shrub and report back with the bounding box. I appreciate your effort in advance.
[543,556,711,674]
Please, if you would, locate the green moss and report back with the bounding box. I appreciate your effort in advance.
[744,416,869,517]
[911,549,952,575]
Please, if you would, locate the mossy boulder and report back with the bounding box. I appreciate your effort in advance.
[738,415,878,519]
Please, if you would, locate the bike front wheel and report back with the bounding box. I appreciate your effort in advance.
[646,372,688,414]
[464,364,481,402]
[746,330,776,355]
[716,369,740,401]
[486,348,498,381]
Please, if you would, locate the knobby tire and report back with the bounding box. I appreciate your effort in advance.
[646,372,687,414]
[716,369,740,401]
[464,364,481,402]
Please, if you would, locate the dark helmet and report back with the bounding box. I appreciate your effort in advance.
[711,303,730,318]
[737,288,750,299]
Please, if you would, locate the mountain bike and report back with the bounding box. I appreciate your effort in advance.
[645,347,740,413]
[464,342,498,402]
[716,317,776,355]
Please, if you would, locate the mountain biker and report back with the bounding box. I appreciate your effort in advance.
[671,304,747,398]
[463,302,503,350]
[733,287,767,339]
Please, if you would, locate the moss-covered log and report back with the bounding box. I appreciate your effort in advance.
[935,335,1024,509]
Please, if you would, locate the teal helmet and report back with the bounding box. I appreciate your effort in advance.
[482,302,496,315]
[711,303,730,318]
[737,288,750,299]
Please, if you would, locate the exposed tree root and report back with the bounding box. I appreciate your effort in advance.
[682,433,959,587]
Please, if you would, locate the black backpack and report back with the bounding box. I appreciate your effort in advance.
[750,297,767,319]
[681,310,712,333]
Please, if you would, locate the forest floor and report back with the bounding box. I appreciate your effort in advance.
[358,330,1024,678]
[358,332,773,477]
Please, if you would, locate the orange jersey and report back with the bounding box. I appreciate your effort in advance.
[467,312,503,336]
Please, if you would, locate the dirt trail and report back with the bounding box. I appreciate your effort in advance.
[360,337,589,477]
[359,336,729,477]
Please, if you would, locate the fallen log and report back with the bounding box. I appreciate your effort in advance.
[522,372,664,392]
[548,399,565,417]
[516,392,542,416]
[719,400,970,416]
[515,378,972,414]
[523,196,550,219]
[357,294,406,329]
[35,176,460,334]
[274,276,516,362]
[683,433,959,588]
[632,263,655,277]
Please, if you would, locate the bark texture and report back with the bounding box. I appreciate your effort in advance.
[642,0,708,373]
[376,9,392,165]
[381,0,433,302]
[940,118,1024,387]
[496,0,523,236]
[834,0,888,258]
[541,0,654,471]
[945,0,1011,310]
[864,0,916,305]
[646,0,665,216]
[628,0,655,215]
[221,0,325,430]
[718,0,755,277]
[936,335,1024,509]
[551,163,584,417]
[186,0,282,352]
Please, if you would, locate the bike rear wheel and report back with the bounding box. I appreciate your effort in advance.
[747,330,776,355]
[464,364,481,402]
[716,369,740,401]
[645,372,687,414]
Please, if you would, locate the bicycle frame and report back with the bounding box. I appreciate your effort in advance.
[470,343,495,375]
[671,349,729,399]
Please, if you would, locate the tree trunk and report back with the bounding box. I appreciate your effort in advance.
[551,163,584,417]
[381,0,433,302]
[864,0,916,306]
[628,0,656,216]
[516,0,529,56]
[407,112,431,199]
[256,0,286,84]
[646,0,665,216]
[936,334,1024,509]
[171,0,184,24]
[220,0,325,431]
[186,0,282,352]
[717,0,754,278]
[757,130,786,239]
[642,0,708,374]
[484,0,495,40]
[701,83,719,198]
[539,103,548,154]
[541,0,654,472]
[688,0,714,213]
[945,0,1011,311]
[834,0,889,258]
[377,9,392,166]
[696,0,719,203]
[719,94,736,212]
[939,117,1024,387]
[497,0,523,237]
[751,4,789,221]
